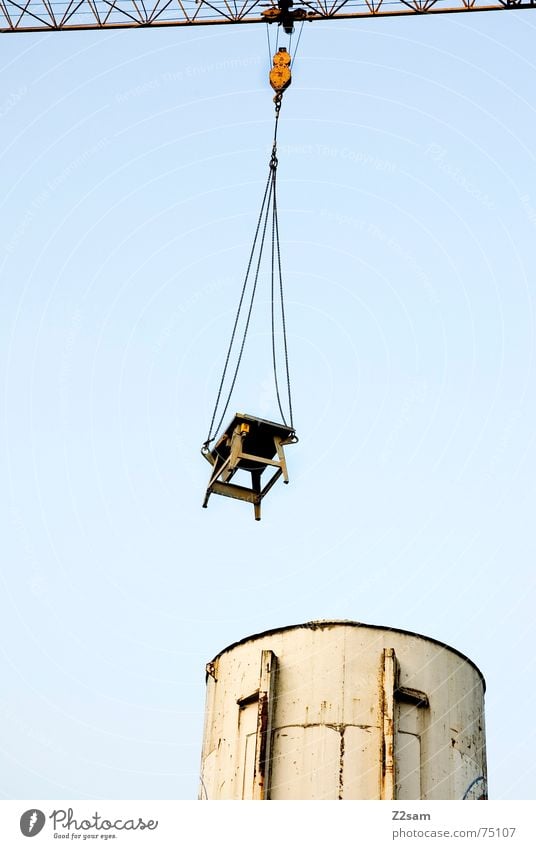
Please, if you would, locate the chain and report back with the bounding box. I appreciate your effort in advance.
[203,91,294,446]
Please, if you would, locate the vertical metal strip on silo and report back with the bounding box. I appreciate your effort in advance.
[380,648,398,800]
[252,649,278,800]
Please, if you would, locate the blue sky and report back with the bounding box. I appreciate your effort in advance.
[1,12,535,800]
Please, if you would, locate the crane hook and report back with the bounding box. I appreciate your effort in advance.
[269,48,291,103]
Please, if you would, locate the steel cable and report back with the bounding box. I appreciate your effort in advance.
[204,97,294,445]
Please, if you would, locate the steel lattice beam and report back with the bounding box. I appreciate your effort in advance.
[0,0,535,33]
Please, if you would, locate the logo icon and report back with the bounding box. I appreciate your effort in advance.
[20,809,46,837]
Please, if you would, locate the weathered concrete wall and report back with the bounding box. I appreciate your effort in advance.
[199,621,487,800]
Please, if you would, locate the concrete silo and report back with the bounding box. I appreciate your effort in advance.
[199,620,487,800]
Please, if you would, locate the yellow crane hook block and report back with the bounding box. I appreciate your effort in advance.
[270,48,291,96]
[201,413,297,520]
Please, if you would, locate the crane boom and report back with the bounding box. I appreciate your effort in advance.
[1,0,534,34]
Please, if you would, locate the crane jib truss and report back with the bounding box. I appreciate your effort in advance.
[0,0,535,34]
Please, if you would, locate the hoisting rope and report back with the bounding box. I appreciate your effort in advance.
[270,97,294,430]
[203,89,293,451]
[289,21,305,70]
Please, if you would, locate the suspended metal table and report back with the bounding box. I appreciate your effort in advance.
[202,413,297,520]
[201,75,297,520]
